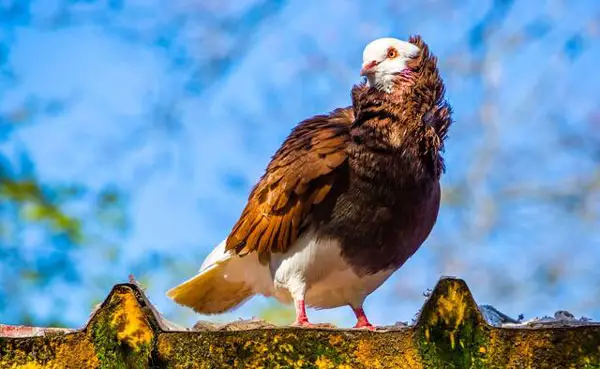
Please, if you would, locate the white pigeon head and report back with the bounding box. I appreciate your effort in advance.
[361,37,420,93]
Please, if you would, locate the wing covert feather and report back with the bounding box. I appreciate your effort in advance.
[225,107,353,260]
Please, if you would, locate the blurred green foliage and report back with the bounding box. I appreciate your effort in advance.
[257,301,295,326]
[0,107,129,325]
[0,177,82,242]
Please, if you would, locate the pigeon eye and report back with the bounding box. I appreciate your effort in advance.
[387,48,398,59]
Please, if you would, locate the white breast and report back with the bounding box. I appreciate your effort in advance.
[268,229,394,309]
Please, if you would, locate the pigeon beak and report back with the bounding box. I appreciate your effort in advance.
[360,60,379,76]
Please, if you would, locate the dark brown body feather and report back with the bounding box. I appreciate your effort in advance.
[226,35,452,274]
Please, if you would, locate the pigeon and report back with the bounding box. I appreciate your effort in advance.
[167,35,452,329]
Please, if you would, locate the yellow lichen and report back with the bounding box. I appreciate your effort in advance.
[1,333,99,369]
[354,340,382,368]
[436,284,466,327]
[329,334,343,346]
[157,337,172,357]
[109,290,153,351]
[51,335,99,368]
[315,355,335,369]
[10,363,44,369]
[496,332,553,369]
[426,282,468,350]
[352,335,423,369]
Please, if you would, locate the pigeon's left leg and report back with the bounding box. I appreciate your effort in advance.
[289,282,313,327]
[351,306,375,330]
[293,299,313,327]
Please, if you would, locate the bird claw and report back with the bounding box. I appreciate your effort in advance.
[292,321,339,329]
[292,320,315,328]
[353,321,376,330]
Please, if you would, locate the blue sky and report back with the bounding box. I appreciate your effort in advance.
[2,0,600,328]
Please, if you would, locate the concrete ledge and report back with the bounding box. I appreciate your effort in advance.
[1,277,599,368]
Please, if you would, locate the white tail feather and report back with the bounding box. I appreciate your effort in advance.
[167,240,270,314]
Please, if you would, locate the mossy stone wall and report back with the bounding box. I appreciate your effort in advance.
[1,278,600,368]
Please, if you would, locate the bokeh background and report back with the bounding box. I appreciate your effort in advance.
[1,0,599,328]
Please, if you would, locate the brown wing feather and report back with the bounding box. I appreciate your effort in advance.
[226,107,353,260]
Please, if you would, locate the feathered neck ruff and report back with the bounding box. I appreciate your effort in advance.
[350,35,452,179]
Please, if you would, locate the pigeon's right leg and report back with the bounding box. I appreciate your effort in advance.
[351,305,375,330]
[293,299,313,327]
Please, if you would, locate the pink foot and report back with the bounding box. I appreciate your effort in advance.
[293,320,314,327]
[293,300,314,327]
[353,320,375,330]
[352,306,376,330]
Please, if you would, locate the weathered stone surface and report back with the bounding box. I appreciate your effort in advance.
[1,277,599,368]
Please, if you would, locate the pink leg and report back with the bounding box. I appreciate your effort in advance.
[352,306,375,330]
[293,300,313,327]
